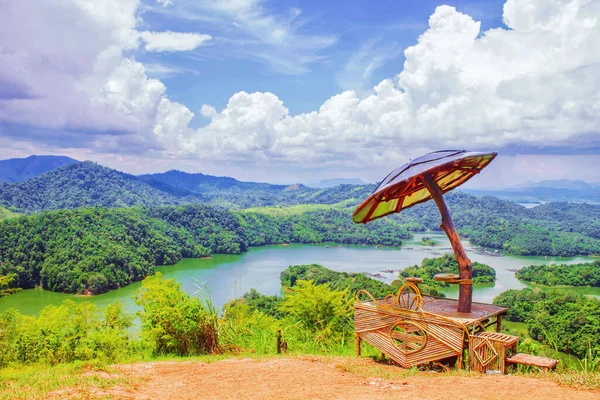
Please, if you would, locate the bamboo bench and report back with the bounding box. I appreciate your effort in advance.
[507,353,559,371]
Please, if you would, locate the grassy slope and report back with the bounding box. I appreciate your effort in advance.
[0,207,19,221]
[241,203,346,216]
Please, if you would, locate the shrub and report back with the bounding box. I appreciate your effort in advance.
[134,273,220,356]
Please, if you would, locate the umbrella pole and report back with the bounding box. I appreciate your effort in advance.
[422,174,473,313]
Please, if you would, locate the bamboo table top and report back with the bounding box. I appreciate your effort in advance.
[362,295,509,326]
[420,296,508,325]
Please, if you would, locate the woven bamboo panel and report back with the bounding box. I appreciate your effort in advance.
[469,332,519,374]
[354,301,465,368]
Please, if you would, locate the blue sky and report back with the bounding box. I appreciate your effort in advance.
[0,0,599,187]
[141,0,506,123]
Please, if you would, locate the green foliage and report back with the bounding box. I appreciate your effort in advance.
[236,208,410,247]
[400,253,496,286]
[516,261,600,286]
[243,289,283,318]
[0,205,415,295]
[134,273,220,356]
[0,205,245,294]
[400,192,600,256]
[0,274,21,298]
[2,159,600,257]
[420,236,439,246]
[493,288,540,322]
[279,280,352,339]
[493,288,600,358]
[0,207,20,221]
[280,264,402,299]
[220,301,279,355]
[0,300,131,367]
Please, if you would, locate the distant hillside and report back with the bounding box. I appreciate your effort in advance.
[512,179,596,190]
[398,192,600,256]
[465,179,600,204]
[139,170,288,193]
[0,163,374,212]
[140,170,374,209]
[305,178,366,188]
[0,155,78,183]
[0,162,202,212]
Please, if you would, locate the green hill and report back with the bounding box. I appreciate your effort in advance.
[0,162,202,212]
[139,170,374,209]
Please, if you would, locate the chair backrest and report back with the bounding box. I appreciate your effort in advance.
[396,282,424,311]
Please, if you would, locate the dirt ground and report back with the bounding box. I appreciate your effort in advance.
[98,357,600,400]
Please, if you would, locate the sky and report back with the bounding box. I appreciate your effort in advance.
[0,0,599,188]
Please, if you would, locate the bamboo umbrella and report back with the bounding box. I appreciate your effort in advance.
[352,150,497,313]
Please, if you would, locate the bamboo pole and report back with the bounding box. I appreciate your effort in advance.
[422,174,473,313]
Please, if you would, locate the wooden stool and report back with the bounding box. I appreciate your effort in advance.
[404,277,423,285]
[469,331,520,374]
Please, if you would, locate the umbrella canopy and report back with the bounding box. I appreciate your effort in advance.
[352,149,497,314]
[353,150,497,224]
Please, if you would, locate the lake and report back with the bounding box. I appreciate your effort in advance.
[1,233,598,316]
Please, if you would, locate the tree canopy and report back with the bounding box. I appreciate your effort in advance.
[516,261,600,287]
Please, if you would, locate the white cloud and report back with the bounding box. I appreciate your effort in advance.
[185,0,600,169]
[200,105,217,118]
[140,31,212,52]
[1,0,599,180]
[143,63,199,79]
[0,0,207,151]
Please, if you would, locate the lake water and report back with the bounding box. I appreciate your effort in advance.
[1,233,597,316]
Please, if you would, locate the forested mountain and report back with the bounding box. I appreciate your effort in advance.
[0,155,77,183]
[139,170,288,192]
[0,158,599,257]
[0,161,374,212]
[465,179,600,204]
[140,170,374,208]
[397,192,600,256]
[0,162,202,212]
[0,204,410,295]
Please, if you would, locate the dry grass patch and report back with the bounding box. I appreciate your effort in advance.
[0,362,138,400]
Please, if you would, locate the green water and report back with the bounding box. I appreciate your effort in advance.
[1,233,598,316]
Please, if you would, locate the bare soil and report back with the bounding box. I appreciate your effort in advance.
[98,357,600,400]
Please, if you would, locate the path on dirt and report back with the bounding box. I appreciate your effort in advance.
[104,357,600,400]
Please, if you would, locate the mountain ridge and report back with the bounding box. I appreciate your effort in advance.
[0,155,78,183]
[0,161,203,212]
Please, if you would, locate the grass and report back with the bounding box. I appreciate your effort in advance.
[0,361,137,400]
[240,203,340,216]
[0,207,20,221]
[503,321,584,369]
[550,370,600,390]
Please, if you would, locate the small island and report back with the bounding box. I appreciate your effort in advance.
[400,253,496,287]
[515,261,600,286]
[420,236,440,246]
